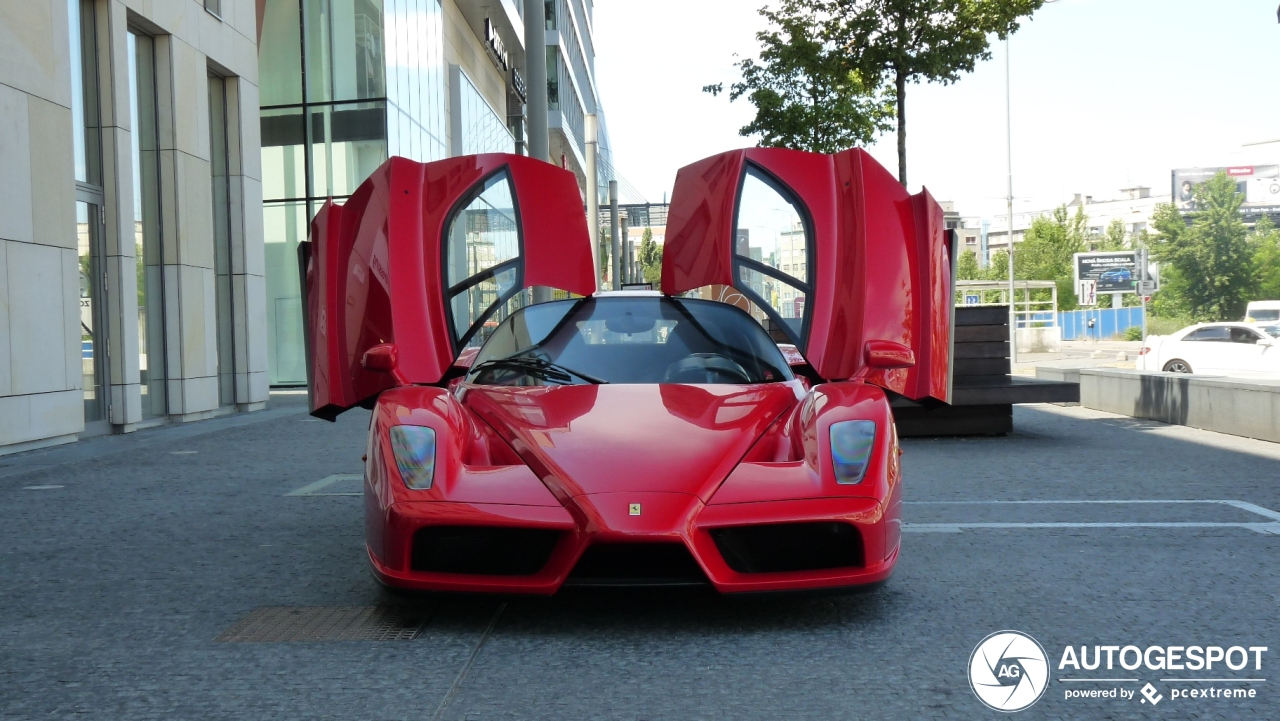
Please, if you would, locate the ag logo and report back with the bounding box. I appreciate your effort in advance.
[969,630,1050,712]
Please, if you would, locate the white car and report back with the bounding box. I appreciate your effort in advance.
[1244,301,1280,323]
[1138,322,1280,377]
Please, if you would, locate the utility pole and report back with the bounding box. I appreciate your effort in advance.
[1005,35,1018,366]
[585,114,599,291]
[523,0,548,163]
[524,0,552,302]
[609,180,620,290]
[621,217,631,284]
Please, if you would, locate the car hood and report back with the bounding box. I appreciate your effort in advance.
[461,382,800,502]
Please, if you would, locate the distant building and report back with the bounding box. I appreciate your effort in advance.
[938,201,983,264]
[984,187,1170,256]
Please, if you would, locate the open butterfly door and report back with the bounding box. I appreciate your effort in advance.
[662,147,954,403]
[301,154,596,420]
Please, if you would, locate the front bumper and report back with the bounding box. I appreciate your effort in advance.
[366,492,898,595]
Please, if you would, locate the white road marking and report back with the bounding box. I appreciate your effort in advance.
[902,499,1280,535]
[170,451,197,455]
[22,485,64,490]
[285,473,363,496]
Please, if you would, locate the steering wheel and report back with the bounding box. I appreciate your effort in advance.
[663,353,753,384]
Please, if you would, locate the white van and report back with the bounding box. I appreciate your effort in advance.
[1244,301,1280,322]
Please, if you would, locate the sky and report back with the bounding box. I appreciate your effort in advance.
[593,0,1280,219]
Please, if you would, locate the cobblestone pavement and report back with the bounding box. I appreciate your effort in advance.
[1,394,1276,719]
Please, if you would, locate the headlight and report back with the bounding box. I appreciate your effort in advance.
[389,425,436,489]
[830,420,876,484]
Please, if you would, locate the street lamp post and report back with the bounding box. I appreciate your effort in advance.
[1003,0,1060,367]
[1005,35,1017,365]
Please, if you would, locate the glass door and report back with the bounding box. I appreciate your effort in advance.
[76,200,107,422]
[208,72,236,407]
[129,31,167,418]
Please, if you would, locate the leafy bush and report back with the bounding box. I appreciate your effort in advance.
[1123,326,1143,341]
[1147,315,1196,337]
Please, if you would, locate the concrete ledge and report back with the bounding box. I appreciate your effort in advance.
[1079,368,1280,443]
[1035,366,1080,406]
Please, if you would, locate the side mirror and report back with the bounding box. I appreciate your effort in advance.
[1258,338,1274,347]
[864,340,915,369]
[362,343,398,372]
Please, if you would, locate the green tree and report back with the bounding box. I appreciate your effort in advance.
[955,249,980,280]
[1015,204,1086,310]
[986,249,1009,281]
[1094,218,1127,251]
[703,0,894,153]
[638,228,663,285]
[825,0,1044,184]
[1251,215,1280,301]
[1149,172,1256,320]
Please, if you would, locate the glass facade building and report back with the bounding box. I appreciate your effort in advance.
[261,0,466,384]
[259,0,613,385]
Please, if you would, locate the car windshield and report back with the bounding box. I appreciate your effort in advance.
[467,296,795,385]
[1248,309,1280,322]
[1259,325,1280,338]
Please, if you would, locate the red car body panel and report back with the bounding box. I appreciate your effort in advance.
[304,154,595,419]
[300,149,949,595]
[661,147,953,402]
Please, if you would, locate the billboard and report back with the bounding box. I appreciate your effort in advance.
[1075,251,1137,294]
[1172,165,1280,212]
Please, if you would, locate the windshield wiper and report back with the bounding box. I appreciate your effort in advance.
[471,356,608,385]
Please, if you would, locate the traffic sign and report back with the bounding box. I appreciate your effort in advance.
[1078,280,1097,306]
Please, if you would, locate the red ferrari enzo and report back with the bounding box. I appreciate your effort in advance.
[301,147,953,594]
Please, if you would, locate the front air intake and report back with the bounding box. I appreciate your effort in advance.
[565,543,708,586]
[710,522,864,574]
[410,526,561,576]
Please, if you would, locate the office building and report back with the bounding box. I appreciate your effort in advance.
[1,0,267,454]
[259,0,613,385]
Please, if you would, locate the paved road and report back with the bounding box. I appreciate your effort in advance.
[2,394,1277,719]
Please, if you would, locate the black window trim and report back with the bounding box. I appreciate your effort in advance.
[440,166,525,352]
[729,161,816,349]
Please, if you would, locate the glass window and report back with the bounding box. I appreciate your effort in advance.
[209,73,236,407]
[304,0,385,103]
[444,171,521,346]
[77,201,106,421]
[205,0,221,16]
[259,0,303,105]
[69,0,101,186]
[1230,327,1262,344]
[1185,327,1230,342]
[308,100,388,198]
[260,106,308,201]
[546,48,559,111]
[457,69,515,155]
[733,166,812,344]
[264,202,310,384]
[469,297,795,385]
[129,31,167,418]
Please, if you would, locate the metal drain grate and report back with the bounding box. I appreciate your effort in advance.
[216,606,427,642]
